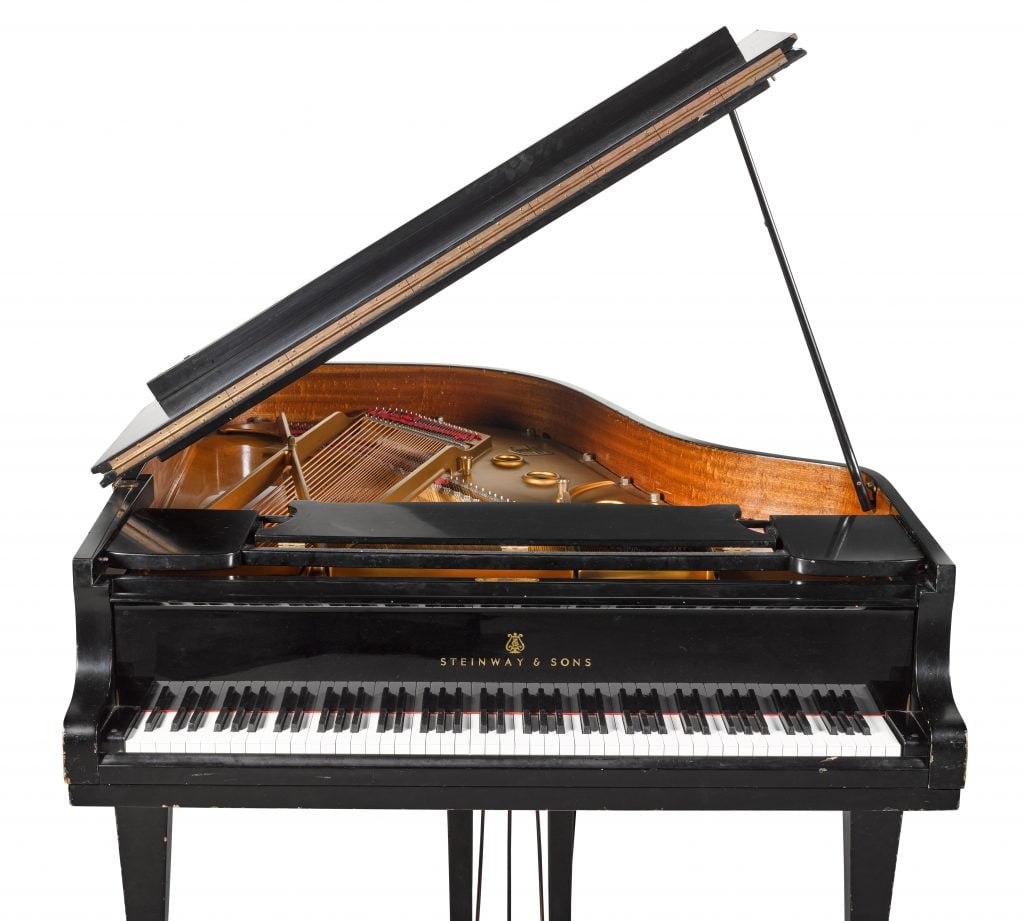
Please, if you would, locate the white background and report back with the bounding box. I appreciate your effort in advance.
[1,2,1021,919]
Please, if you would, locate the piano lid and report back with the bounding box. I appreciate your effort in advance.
[94,27,804,482]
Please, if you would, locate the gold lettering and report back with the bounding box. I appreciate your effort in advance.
[585,658,592,667]
[440,658,447,666]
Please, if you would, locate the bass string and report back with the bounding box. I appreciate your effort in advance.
[311,420,443,503]
[318,425,440,502]
[311,419,418,501]
[251,411,457,511]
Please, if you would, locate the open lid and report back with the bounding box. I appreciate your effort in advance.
[94,27,804,483]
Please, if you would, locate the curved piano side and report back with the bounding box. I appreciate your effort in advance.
[195,362,893,519]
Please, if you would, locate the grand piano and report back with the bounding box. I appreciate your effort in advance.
[64,27,967,921]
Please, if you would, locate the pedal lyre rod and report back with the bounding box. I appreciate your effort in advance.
[729,110,874,511]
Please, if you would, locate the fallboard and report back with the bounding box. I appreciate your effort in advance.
[112,603,914,699]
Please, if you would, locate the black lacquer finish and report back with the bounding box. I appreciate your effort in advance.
[64,24,966,921]
[548,812,577,921]
[115,807,172,921]
[844,811,903,920]
[447,811,474,921]
[258,501,768,547]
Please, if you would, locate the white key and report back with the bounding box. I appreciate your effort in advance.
[866,716,902,757]
[513,713,531,756]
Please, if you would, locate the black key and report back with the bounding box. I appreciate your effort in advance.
[215,686,240,732]
[614,688,630,737]
[674,689,695,735]
[394,687,409,734]
[521,690,534,735]
[170,686,199,733]
[821,690,854,735]
[828,691,857,735]
[812,690,839,735]
[275,686,297,733]
[537,690,550,735]
[841,690,872,735]
[318,687,339,733]
[771,689,795,735]
[774,688,812,735]
[145,685,175,732]
[714,689,738,735]
[232,686,255,732]
[674,689,696,735]
[743,690,770,735]
[554,689,566,735]
[247,686,271,732]
[351,686,366,733]
[452,687,463,734]
[647,689,668,735]
[377,688,394,733]
[188,686,216,732]
[595,689,609,735]
[292,686,312,733]
[496,688,507,735]
[725,690,753,735]
[334,687,354,733]
[636,691,654,735]
[577,690,592,735]
[481,692,493,733]
[437,688,451,734]
[420,688,436,733]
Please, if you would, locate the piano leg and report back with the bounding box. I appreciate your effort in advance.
[114,806,172,921]
[843,810,902,921]
[548,810,577,921]
[447,810,474,921]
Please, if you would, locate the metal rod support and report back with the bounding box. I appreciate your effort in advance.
[729,110,874,511]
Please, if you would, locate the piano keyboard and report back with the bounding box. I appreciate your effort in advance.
[122,681,902,757]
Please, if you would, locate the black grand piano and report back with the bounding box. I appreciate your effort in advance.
[64,27,966,921]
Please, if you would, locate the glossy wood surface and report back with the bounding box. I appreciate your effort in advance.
[142,364,889,519]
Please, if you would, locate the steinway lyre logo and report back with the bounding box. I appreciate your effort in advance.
[505,632,525,654]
